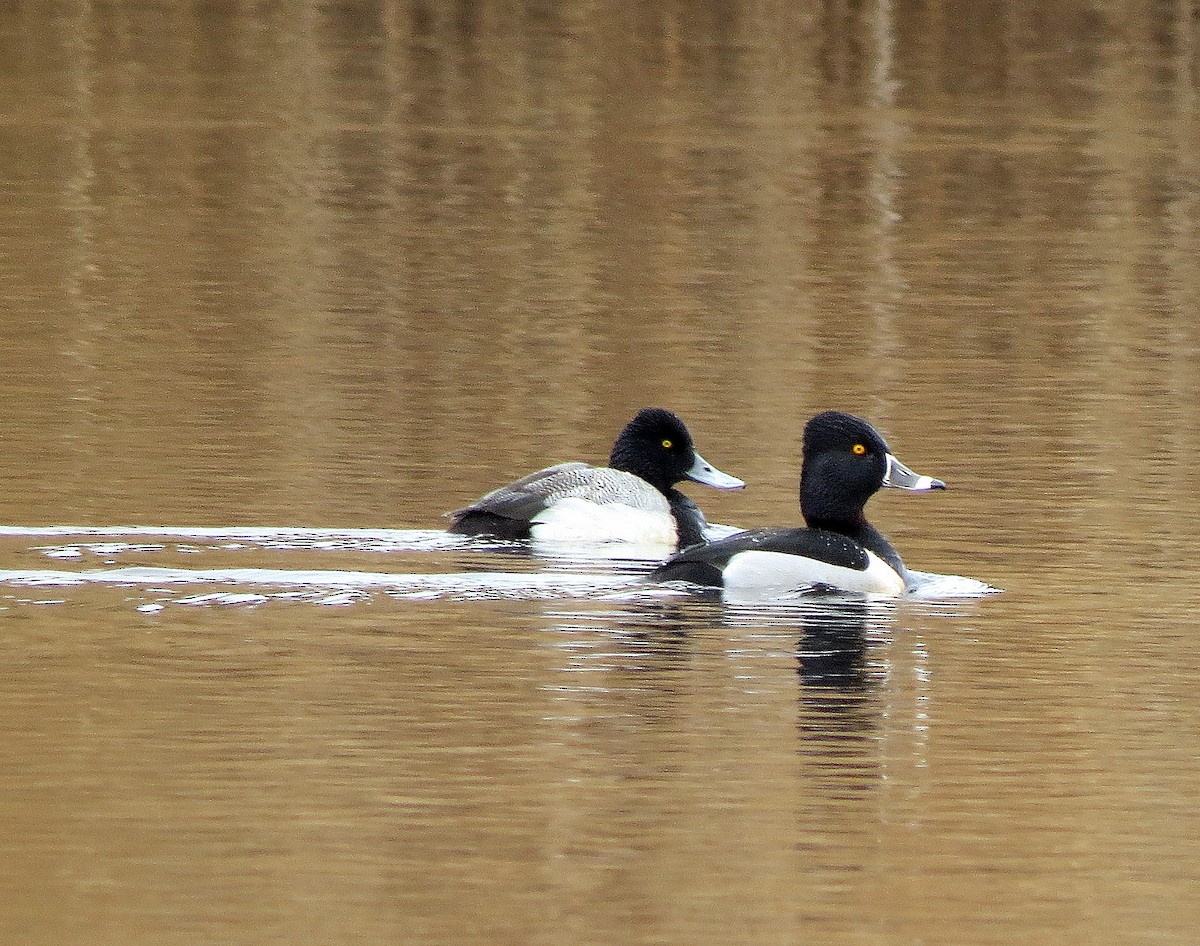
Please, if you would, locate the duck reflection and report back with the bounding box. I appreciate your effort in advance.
[722,595,890,732]
[793,597,879,689]
[543,590,892,699]
[791,598,890,751]
[720,596,896,808]
[718,595,890,683]
[539,592,899,809]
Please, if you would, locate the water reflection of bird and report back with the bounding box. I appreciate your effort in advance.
[785,597,895,795]
[793,598,874,690]
[548,592,891,696]
[718,595,890,689]
[542,594,895,781]
[446,408,743,550]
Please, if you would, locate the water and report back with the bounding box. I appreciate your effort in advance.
[3,2,1200,944]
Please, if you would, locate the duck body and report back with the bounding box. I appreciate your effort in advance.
[449,463,681,545]
[652,411,944,598]
[447,408,743,549]
[654,524,908,598]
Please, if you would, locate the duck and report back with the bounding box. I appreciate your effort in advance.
[651,411,945,598]
[446,407,744,549]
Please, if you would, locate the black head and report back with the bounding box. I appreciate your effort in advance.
[800,411,945,528]
[609,408,744,493]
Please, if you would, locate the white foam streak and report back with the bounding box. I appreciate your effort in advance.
[0,525,460,549]
[0,565,639,600]
[906,570,1001,598]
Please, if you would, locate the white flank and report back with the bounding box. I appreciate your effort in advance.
[529,497,678,546]
[720,549,906,602]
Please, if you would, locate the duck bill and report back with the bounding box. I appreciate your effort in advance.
[883,454,946,491]
[686,452,745,490]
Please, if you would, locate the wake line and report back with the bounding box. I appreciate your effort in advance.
[0,525,456,543]
[0,565,641,599]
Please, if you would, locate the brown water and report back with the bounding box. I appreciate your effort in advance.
[2,2,1200,944]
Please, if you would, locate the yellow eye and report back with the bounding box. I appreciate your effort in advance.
[661,439,673,449]
[852,443,867,455]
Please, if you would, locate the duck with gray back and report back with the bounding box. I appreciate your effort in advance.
[447,408,744,549]
[652,411,945,598]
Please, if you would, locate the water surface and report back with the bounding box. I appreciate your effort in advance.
[2,2,1199,945]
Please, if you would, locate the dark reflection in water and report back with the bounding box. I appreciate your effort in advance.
[725,597,890,784]
[792,598,877,690]
[548,592,892,726]
[789,599,890,797]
